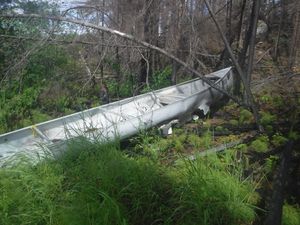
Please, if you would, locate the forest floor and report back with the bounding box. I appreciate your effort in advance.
[1,87,299,225]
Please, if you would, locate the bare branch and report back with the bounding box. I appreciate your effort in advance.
[203,0,263,132]
[0,13,244,106]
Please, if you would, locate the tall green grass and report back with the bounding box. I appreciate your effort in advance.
[0,139,258,225]
[176,152,259,225]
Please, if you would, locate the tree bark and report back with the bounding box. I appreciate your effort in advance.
[236,0,247,50]
[233,0,247,95]
[264,141,294,225]
[246,0,261,85]
[289,0,300,69]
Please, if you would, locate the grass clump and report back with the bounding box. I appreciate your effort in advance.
[187,133,203,149]
[177,153,258,225]
[0,139,259,225]
[0,160,64,225]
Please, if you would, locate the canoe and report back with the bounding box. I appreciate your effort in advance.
[0,67,233,163]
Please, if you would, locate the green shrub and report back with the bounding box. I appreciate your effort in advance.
[31,109,52,124]
[151,66,172,90]
[215,125,224,132]
[229,119,239,126]
[282,203,300,225]
[260,111,277,126]
[288,131,300,141]
[265,125,274,134]
[239,109,253,124]
[234,143,248,152]
[264,155,279,174]
[260,94,271,103]
[250,135,269,152]
[271,133,288,147]
[273,96,285,108]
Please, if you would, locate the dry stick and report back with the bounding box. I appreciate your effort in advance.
[255,48,272,65]
[1,14,245,107]
[188,140,242,159]
[79,50,95,94]
[203,0,263,132]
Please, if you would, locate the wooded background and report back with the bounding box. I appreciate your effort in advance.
[1,2,300,225]
[0,0,299,131]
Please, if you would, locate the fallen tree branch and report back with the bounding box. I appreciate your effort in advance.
[1,13,245,107]
[188,131,258,159]
[255,47,272,65]
[189,140,242,159]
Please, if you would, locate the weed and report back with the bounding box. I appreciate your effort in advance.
[271,133,288,147]
[239,109,253,124]
[260,94,272,104]
[229,119,239,126]
[0,139,260,225]
[250,135,269,153]
[260,111,277,126]
[177,152,258,225]
[265,125,274,134]
[156,138,171,152]
[288,131,300,141]
[188,133,203,149]
[264,155,279,174]
[215,125,224,132]
[234,143,248,152]
[174,139,184,152]
[282,203,300,225]
[31,109,53,124]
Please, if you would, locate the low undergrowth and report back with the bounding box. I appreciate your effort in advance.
[0,138,258,225]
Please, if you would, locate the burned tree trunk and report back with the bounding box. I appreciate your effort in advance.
[288,0,300,69]
[246,0,261,85]
[264,141,294,225]
[140,0,159,85]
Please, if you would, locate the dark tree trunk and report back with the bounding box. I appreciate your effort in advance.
[236,0,247,50]
[288,0,300,69]
[140,0,159,85]
[233,0,247,95]
[264,141,294,225]
[246,0,261,85]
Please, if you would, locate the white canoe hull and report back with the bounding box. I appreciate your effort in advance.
[0,67,233,162]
